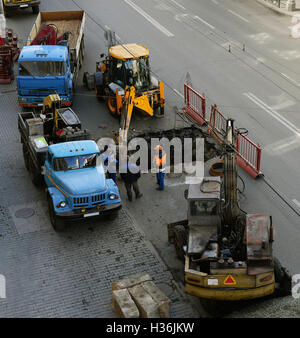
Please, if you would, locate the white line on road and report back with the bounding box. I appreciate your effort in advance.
[243,92,300,136]
[169,0,186,11]
[194,15,215,30]
[173,88,184,98]
[228,9,250,23]
[124,0,174,37]
[292,199,300,208]
[281,72,300,86]
[211,0,219,4]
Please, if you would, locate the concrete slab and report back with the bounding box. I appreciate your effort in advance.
[112,289,140,318]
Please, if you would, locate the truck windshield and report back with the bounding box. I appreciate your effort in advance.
[19,61,65,77]
[124,57,150,90]
[53,153,99,171]
[190,200,219,216]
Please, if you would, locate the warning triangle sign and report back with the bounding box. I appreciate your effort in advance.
[224,275,236,285]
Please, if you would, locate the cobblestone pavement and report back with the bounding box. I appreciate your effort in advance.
[0,87,199,318]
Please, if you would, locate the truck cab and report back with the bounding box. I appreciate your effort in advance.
[45,140,122,230]
[2,0,40,17]
[17,45,73,108]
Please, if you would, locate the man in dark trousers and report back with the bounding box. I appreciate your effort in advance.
[153,145,167,191]
[120,158,143,202]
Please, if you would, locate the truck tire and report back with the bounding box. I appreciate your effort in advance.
[274,257,292,296]
[29,160,43,187]
[32,5,39,14]
[173,225,187,260]
[94,72,104,101]
[22,144,30,171]
[3,4,12,17]
[48,196,66,231]
[83,72,94,91]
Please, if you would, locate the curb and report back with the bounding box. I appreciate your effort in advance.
[255,0,300,16]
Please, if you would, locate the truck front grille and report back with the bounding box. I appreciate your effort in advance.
[72,193,106,208]
[91,193,106,206]
[73,197,89,207]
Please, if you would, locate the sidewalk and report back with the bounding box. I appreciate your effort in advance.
[256,0,300,16]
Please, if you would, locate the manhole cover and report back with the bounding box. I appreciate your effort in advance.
[15,208,35,219]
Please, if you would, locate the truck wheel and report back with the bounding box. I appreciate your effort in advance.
[83,72,94,91]
[29,160,43,187]
[32,5,39,14]
[48,197,66,231]
[173,225,187,260]
[106,96,118,117]
[22,144,30,171]
[3,5,12,17]
[274,257,292,296]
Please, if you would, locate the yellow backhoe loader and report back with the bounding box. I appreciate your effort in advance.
[83,30,165,120]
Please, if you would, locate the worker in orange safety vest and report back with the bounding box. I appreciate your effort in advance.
[153,145,167,191]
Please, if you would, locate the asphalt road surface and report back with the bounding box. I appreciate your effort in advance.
[2,0,300,317]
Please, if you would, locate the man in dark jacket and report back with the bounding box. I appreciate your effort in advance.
[120,160,143,202]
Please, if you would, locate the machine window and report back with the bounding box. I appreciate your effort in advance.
[19,61,65,77]
[190,200,218,216]
[53,153,98,171]
[124,57,150,90]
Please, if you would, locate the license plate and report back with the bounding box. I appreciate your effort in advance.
[207,279,219,286]
[20,4,29,8]
[37,103,43,106]
[83,212,99,218]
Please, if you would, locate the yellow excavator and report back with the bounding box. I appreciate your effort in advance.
[168,119,291,306]
[83,30,165,122]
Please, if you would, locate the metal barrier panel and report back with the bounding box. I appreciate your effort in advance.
[236,133,262,179]
[208,104,227,144]
[184,83,206,125]
[182,83,262,179]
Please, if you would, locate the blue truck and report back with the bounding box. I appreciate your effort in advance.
[45,140,121,230]
[17,10,85,108]
[18,95,121,231]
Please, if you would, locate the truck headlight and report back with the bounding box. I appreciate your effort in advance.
[109,193,118,200]
[59,201,67,208]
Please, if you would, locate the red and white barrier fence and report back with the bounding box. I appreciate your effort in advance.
[183,83,262,178]
[184,83,206,126]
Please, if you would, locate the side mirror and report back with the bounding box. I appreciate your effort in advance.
[184,189,188,200]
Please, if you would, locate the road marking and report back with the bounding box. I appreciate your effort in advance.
[169,0,186,11]
[124,0,174,37]
[281,72,300,86]
[265,135,300,155]
[173,88,184,98]
[211,0,219,4]
[243,92,300,136]
[292,199,300,208]
[228,9,250,23]
[194,15,215,30]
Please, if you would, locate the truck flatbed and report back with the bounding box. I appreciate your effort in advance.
[26,10,85,56]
